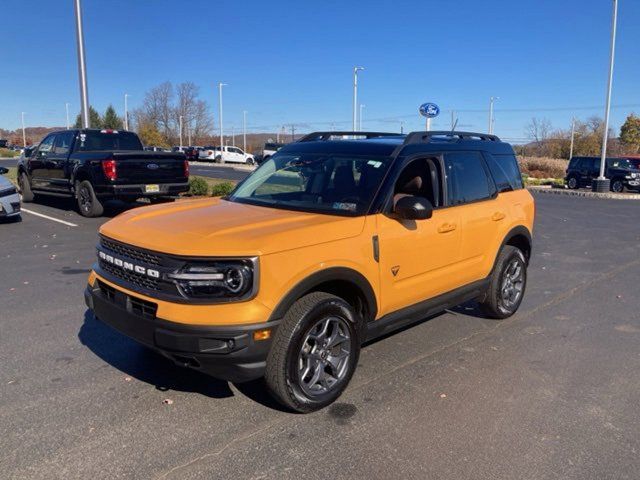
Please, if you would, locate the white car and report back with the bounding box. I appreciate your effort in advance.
[199,146,255,165]
[0,167,21,221]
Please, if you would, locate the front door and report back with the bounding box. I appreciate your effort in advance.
[375,156,462,316]
[29,134,55,189]
[46,131,75,192]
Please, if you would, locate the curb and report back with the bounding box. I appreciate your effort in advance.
[189,161,255,172]
[527,186,640,201]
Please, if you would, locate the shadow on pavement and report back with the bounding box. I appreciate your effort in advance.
[29,195,146,218]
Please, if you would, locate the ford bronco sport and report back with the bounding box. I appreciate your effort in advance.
[85,131,535,412]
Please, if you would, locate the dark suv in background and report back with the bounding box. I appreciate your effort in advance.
[565,156,640,192]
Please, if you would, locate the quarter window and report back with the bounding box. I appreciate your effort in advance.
[444,152,494,205]
[485,153,523,191]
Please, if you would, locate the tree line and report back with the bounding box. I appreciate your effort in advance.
[518,114,640,158]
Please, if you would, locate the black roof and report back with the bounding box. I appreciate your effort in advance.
[279,131,514,157]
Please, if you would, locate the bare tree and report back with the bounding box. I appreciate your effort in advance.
[525,117,552,145]
[174,82,213,145]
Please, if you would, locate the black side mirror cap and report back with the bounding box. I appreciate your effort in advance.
[394,195,434,220]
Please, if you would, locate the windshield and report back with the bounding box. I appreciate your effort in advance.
[229,152,391,215]
[609,158,632,169]
[76,131,143,151]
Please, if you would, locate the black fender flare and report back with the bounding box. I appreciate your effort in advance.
[70,165,94,191]
[492,225,533,271]
[268,267,378,325]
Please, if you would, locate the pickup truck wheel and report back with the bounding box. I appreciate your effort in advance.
[245,158,255,166]
[18,172,34,202]
[480,245,527,319]
[265,292,360,413]
[76,180,104,217]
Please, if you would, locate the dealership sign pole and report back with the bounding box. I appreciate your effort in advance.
[73,0,90,129]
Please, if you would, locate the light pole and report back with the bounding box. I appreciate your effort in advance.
[124,93,129,130]
[359,104,365,131]
[232,126,235,146]
[595,0,619,192]
[352,66,364,132]
[400,120,404,134]
[569,117,576,160]
[218,82,226,162]
[21,112,26,147]
[73,0,90,128]
[179,115,183,149]
[488,96,499,134]
[243,110,247,152]
[65,103,70,130]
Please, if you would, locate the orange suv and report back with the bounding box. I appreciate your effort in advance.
[85,131,535,412]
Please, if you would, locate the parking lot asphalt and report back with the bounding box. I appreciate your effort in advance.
[1,193,640,479]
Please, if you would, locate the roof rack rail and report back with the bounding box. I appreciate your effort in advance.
[402,131,501,146]
[297,131,403,142]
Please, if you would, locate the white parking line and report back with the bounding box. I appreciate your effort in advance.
[21,208,78,227]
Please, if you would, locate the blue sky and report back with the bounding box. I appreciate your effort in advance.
[2,0,639,142]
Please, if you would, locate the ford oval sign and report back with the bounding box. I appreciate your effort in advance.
[147,163,159,170]
[419,103,440,118]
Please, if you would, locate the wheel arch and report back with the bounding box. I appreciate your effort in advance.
[268,267,378,326]
[498,226,532,265]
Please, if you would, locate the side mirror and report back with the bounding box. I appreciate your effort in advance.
[0,167,8,174]
[394,195,433,220]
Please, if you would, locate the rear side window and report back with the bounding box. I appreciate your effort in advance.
[75,131,143,151]
[444,152,494,205]
[485,153,523,191]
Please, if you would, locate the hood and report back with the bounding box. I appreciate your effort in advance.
[99,198,366,257]
[0,175,14,191]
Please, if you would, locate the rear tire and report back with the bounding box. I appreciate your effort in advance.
[18,172,34,202]
[480,246,527,319]
[76,180,104,217]
[566,175,579,189]
[265,292,361,413]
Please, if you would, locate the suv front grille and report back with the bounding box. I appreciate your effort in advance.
[99,237,161,266]
[99,260,160,290]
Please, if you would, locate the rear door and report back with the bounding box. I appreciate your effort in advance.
[47,131,76,192]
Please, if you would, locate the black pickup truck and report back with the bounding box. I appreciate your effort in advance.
[17,129,189,217]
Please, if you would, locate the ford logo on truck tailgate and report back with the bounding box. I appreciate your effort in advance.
[147,163,159,170]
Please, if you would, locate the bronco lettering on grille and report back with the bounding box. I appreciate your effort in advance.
[98,251,160,279]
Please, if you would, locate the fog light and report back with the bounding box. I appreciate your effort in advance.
[253,329,271,341]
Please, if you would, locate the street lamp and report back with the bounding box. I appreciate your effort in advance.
[595,0,619,193]
[359,104,365,131]
[21,112,26,147]
[352,66,364,132]
[65,103,70,130]
[124,93,129,130]
[179,115,183,149]
[218,82,226,162]
[243,110,247,152]
[73,0,90,128]
[488,96,499,134]
[569,117,576,160]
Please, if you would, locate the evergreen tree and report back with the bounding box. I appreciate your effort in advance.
[73,106,103,129]
[102,105,124,130]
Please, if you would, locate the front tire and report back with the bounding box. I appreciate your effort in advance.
[245,158,255,166]
[480,246,527,319]
[265,292,361,413]
[76,180,104,217]
[18,172,34,202]
[566,175,579,189]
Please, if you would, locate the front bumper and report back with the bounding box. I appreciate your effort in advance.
[84,280,280,383]
[0,192,21,217]
[94,182,189,198]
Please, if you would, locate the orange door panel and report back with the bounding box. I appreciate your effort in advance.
[375,208,462,316]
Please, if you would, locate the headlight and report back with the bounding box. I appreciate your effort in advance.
[168,259,257,300]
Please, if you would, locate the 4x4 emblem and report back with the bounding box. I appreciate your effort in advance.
[391,266,400,277]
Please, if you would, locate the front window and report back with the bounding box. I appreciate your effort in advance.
[229,152,391,215]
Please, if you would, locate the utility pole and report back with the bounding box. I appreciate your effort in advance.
[218,82,226,162]
[65,103,70,130]
[232,126,235,146]
[569,117,576,160]
[488,96,498,134]
[291,124,295,142]
[352,66,364,131]
[243,110,247,152]
[595,0,619,192]
[451,110,455,130]
[179,115,183,149]
[359,104,365,131]
[400,120,404,134]
[124,93,129,130]
[21,112,26,147]
[73,0,90,128]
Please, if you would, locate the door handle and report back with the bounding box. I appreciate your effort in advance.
[491,212,506,221]
[437,223,457,233]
